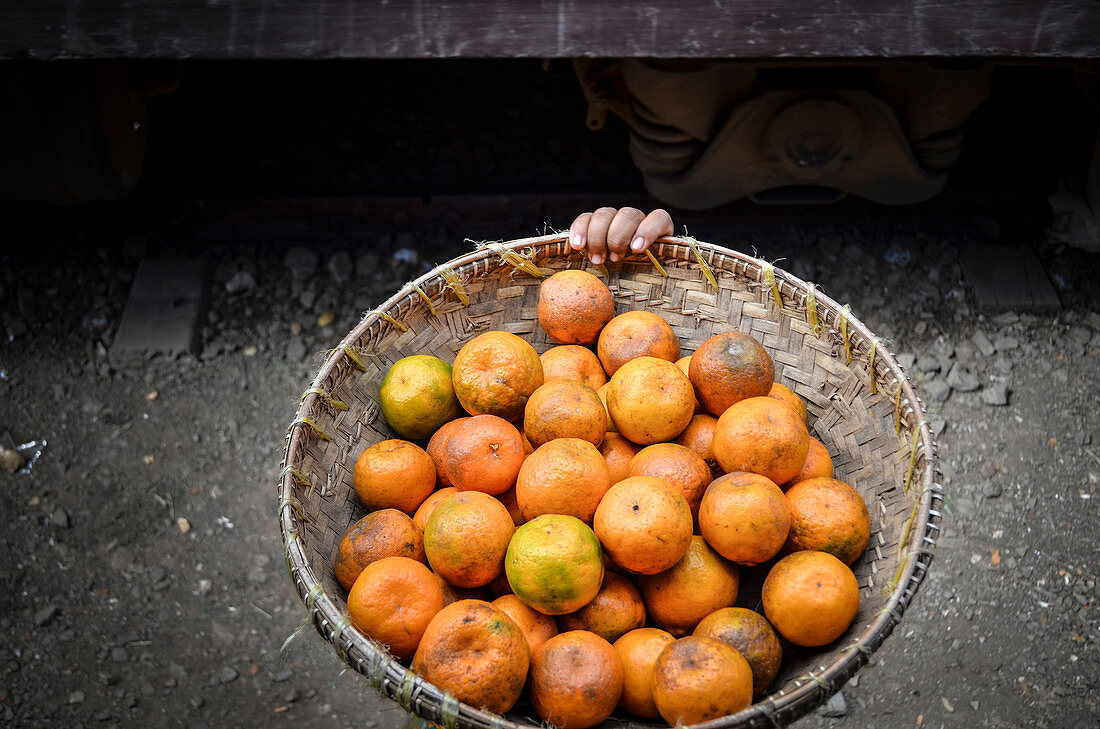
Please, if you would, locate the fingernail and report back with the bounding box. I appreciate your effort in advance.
[570,234,584,249]
[630,237,646,252]
[609,252,619,262]
[590,254,603,265]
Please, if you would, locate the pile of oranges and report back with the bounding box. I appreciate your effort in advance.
[334,269,871,728]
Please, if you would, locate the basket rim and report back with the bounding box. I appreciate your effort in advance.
[278,233,942,729]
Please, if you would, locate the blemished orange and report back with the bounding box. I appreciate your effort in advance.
[675,355,705,413]
[593,476,693,576]
[423,491,515,588]
[412,486,458,534]
[713,396,810,485]
[599,432,641,484]
[451,330,544,420]
[557,571,647,643]
[693,607,783,698]
[768,381,809,423]
[537,269,616,346]
[495,485,525,526]
[540,345,608,390]
[378,354,464,441]
[523,379,607,448]
[515,438,611,523]
[688,331,775,415]
[353,439,436,515]
[784,436,834,487]
[505,514,604,615]
[698,471,792,566]
[607,356,695,445]
[595,383,616,433]
[347,556,446,662]
[529,631,625,729]
[596,310,681,376]
[613,627,676,720]
[426,416,469,487]
[628,443,713,522]
[435,576,488,606]
[784,476,871,565]
[520,431,535,456]
[637,535,739,636]
[652,636,753,725]
[762,550,860,647]
[334,509,425,592]
[672,412,722,478]
[436,414,525,496]
[486,571,514,599]
[412,599,530,714]
[490,594,559,652]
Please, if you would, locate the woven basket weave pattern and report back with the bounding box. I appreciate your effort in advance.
[279,235,941,729]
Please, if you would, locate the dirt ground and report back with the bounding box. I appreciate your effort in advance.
[1,192,1097,729]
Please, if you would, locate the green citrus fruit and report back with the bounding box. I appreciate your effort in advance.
[505,514,604,615]
[379,355,463,441]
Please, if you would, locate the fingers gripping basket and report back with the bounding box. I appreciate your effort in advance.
[278,234,941,728]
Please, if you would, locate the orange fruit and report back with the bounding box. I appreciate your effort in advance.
[423,491,515,588]
[451,330,544,420]
[353,439,436,514]
[425,416,469,487]
[557,571,647,643]
[637,535,739,636]
[688,331,775,415]
[347,556,446,662]
[784,435,834,487]
[540,344,608,390]
[672,412,722,478]
[607,356,695,445]
[592,476,693,575]
[412,487,458,534]
[491,594,559,652]
[595,383,616,432]
[486,570,514,599]
[762,550,860,647]
[675,355,705,413]
[436,576,488,606]
[613,627,676,720]
[515,438,611,523]
[505,514,604,615]
[599,432,641,484]
[652,636,753,724]
[412,599,530,714]
[784,476,871,565]
[436,414,525,496]
[334,509,425,592]
[596,310,681,376]
[537,269,616,346]
[769,381,808,423]
[496,485,525,526]
[378,355,464,440]
[523,379,607,448]
[628,442,712,522]
[698,471,791,566]
[693,607,783,698]
[712,396,810,485]
[529,630,624,729]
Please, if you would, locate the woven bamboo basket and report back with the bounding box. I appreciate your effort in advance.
[278,234,941,729]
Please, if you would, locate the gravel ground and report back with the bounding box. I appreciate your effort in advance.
[1,195,1097,729]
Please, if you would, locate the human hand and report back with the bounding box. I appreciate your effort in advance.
[568,207,674,265]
